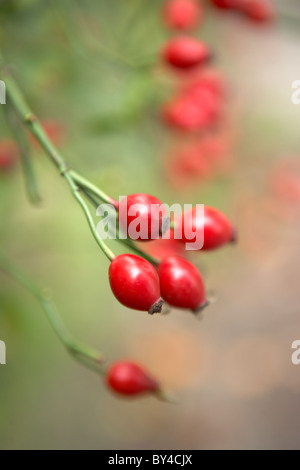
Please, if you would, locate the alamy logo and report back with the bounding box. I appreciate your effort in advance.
[291,80,300,105]
[291,340,300,365]
[96,199,205,250]
[0,80,6,104]
[0,340,6,365]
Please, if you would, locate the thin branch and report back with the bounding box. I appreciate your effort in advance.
[0,52,158,265]
[0,257,105,375]
[5,103,41,205]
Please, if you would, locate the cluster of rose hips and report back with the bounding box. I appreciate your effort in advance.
[1,135,235,399]
[1,1,277,401]
[111,193,235,314]
[161,1,223,133]
[104,192,235,397]
[210,0,275,23]
[105,0,275,398]
[0,2,235,401]
[164,132,232,189]
[159,0,233,191]
[158,0,275,190]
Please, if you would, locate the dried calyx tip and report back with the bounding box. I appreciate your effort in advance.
[193,299,210,315]
[231,226,238,244]
[148,298,164,315]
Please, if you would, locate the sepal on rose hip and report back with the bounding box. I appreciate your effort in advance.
[162,0,202,31]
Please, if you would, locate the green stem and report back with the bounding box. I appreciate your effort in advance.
[64,172,115,261]
[5,103,41,205]
[3,75,68,174]
[0,53,158,266]
[117,236,160,266]
[70,170,118,207]
[76,184,160,265]
[0,258,106,375]
[0,59,115,262]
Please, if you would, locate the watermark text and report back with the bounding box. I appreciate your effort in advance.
[0,340,6,365]
[291,80,300,105]
[0,80,6,104]
[96,198,204,250]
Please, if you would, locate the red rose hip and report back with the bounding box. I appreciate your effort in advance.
[119,193,166,241]
[158,256,207,311]
[106,361,159,396]
[109,254,163,313]
[163,36,211,69]
[163,0,202,31]
[210,0,237,9]
[242,0,275,23]
[162,96,211,131]
[178,206,235,250]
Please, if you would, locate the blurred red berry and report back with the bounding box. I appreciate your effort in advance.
[269,159,300,206]
[162,91,219,131]
[182,69,226,99]
[173,146,210,176]
[109,254,163,313]
[0,140,18,172]
[158,256,207,311]
[242,0,275,23]
[201,134,233,172]
[165,142,211,188]
[163,36,211,69]
[210,0,237,9]
[190,87,222,123]
[163,71,224,132]
[162,96,208,131]
[177,205,235,250]
[119,193,166,241]
[106,361,159,396]
[163,0,202,30]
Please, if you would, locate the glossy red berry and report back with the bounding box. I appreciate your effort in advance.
[242,0,275,23]
[177,206,235,250]
[158,256,207,311]
[0,140,18,172]
[106,361,159,396]
[163,0,202,31]
[119,193,166,241]
[163,36,211,69]
[109,254,163,313]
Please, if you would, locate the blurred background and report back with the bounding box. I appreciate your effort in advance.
[0,0,300,450]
